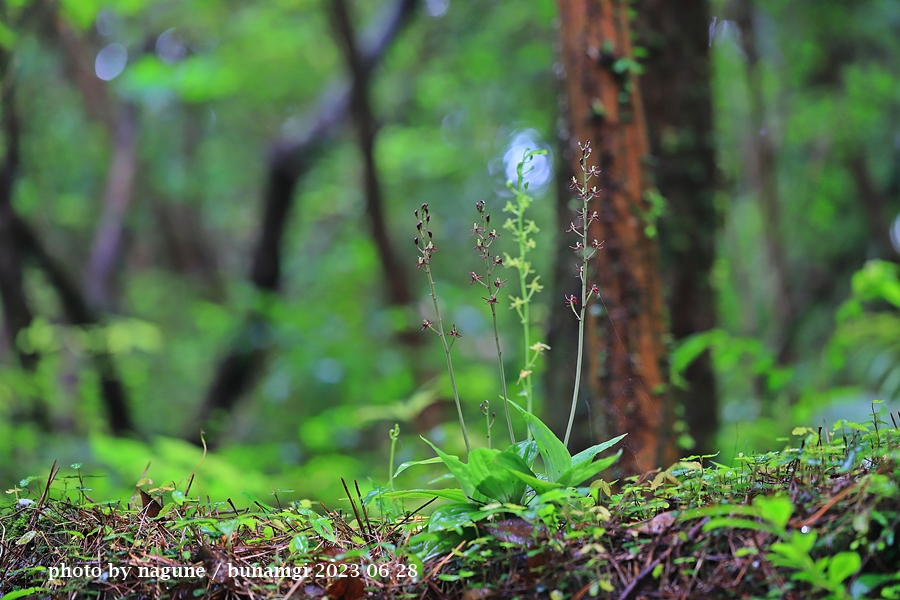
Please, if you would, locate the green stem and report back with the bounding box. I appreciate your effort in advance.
[489,301,514,445]
[388,424,399,491]
[426,268,470,453]
[564,160,591,449]
[516,207,534,432]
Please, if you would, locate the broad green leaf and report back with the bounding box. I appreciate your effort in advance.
[571,434,627,466]
[468,448,526,504]
[421,438,490,503]
[509,439,539,467]
[309,517,336,543]
[290,534,309,554]
[770,541,806,566]
[1,588,44,600]
[494,452,562,495]
[702,517,778,535]
[827,552,861,585]
[681,504,762,520]
[510,402,571,482]
[394,456,443,478]
[382,488,469,503]
[427,503,483,532]
[557,451,621,487]
[754,496,793,531]
[787,529,816,554]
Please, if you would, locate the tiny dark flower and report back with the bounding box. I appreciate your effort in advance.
[591,239,604,249]
[448,325,462,338]
[421,319,434,331]
[414,236,418,246]
[565,294,578,308]
[590,283,600,295]
[569,242,585,252]
[493,277,508,289]
[493,256,503,266]
[469,271,484,285]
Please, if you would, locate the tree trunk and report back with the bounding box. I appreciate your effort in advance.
[636,0,720,456]
[556,0,677,474]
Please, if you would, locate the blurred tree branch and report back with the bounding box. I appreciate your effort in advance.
[330,0,412,307]
[0,45,36,373]
[0,41,51,429]
[0,38,133,434]
[195,0,419,438]
[49,16,140,309]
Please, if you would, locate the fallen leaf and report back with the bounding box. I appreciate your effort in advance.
[139,489,162,518]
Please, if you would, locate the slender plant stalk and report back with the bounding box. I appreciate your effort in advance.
[503,149,548,438]
[564,142,602,448]
[427,271,469,452]
[415,204,470,453]
[481,400,493,449]
[472,201,515,445]
[514,205,534,416]
[490,308,514,444]
[388,423,400,491]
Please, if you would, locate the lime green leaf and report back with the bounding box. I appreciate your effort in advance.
[557,451,621,487]
[427,503,483,532]
[702,517,778,535]
[494,452,562,495]
[290,534,310,554]
[571,434,627,466]
[394,456,443,478]
[468,448,526,504]
[382,489,469,503]
[1,588,44,600]
[754,496,793,531]
[509,439,539,467]
[827,552,861,585]
[510,402,571,482]
[421,438,490,503]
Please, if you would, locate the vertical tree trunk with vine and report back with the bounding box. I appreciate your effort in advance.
[556,0,676,474]
[636,0,720,456]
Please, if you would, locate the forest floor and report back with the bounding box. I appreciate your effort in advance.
[1,418,898,599]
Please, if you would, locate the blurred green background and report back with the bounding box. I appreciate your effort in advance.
[1,0,899,506]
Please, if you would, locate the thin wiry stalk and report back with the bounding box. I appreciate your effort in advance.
[415,204,470,453]
[472,202,514,445]
[564,142,601,448]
